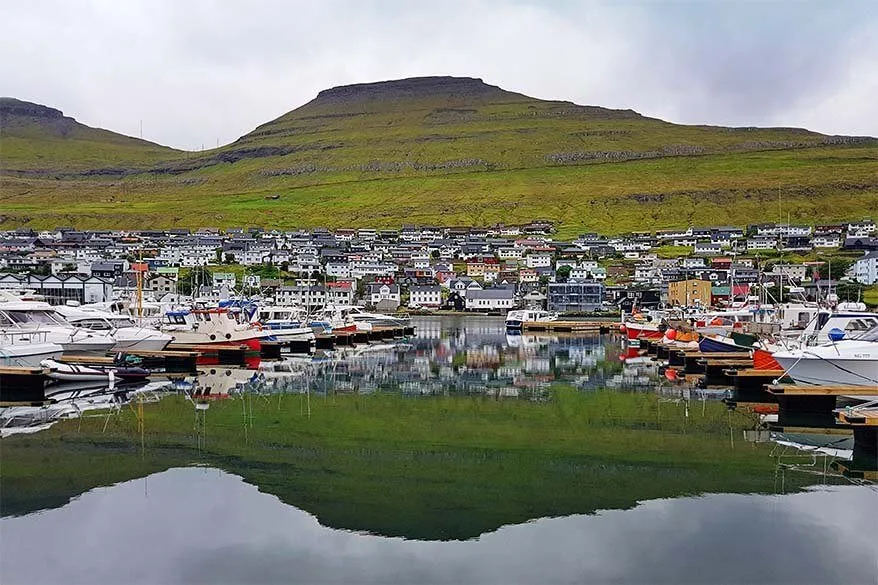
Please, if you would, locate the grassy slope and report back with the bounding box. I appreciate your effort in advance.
[1,82,876,233]
[1,388,823,539]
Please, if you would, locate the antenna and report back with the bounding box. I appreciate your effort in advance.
[140,119,143,139]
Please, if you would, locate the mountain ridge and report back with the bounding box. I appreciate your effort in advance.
[1,76,876,233]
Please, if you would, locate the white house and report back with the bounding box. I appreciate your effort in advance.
[325,262,352,279]
[410,285,442,307]
[694,243,723,256]
[853,251,878,285]
[525,252,553,269]
[747,237,777,251]
[368,283,401,307]
[465,288,515,311]
[812,235,842,249]
[770,264,808,281]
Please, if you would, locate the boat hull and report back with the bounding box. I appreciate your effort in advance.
[623,324,664,341]
[773,355,878,387]
[698,336,750,353]
[0,343,64,368]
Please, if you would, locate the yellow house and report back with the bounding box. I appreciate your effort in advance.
[466,261,485,277]
[668,279,712,307]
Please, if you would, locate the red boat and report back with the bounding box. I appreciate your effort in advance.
[622,322,665,341]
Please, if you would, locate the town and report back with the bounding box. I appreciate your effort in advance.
[1,219,876,312]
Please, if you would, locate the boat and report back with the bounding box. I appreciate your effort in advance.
[772,325,878,388]
[330,305,410,329]
[40,358,151,383]
[160,308,267,351]
[0,331,64,368]
[620,321,664,341]
[55,305,172,351]
[0,296,116,354]
[505,309,558,330]
[252,306,325,340]
[698,335,751,353]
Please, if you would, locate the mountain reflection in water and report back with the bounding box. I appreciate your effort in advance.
[2,467,875,585]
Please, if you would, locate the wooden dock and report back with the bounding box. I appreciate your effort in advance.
[522,320,609,333]
[835,408,878,427]
[0,366,49,402]
[765,384,876,396]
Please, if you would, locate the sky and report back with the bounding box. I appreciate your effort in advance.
[2,0,877,150]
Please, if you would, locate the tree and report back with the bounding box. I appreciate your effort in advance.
[556,265,572,282]
[431,249,441,259]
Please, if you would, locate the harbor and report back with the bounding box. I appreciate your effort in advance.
[2,315,876,584]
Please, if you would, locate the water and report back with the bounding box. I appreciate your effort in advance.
[1,316,876,584]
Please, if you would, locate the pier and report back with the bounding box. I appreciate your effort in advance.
[522,320,611,333]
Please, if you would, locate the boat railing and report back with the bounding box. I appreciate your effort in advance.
[0,329,51,344]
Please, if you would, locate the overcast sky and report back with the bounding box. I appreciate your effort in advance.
[3,0,876,150]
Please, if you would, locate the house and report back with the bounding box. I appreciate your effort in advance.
[277,285,327,309]
[681,257,706,269]
[146,273,178,295]
[747,237,777,251]
[812,234,841,248]
[446,278,481,297]
[326,281,355,306]
[525,252,553,269]
[547,281,604,313]
[770,264,808,281]
[694,243,723,256]
[410,285,442,308]
[213,272,237,289]
[465,288,515,312]
[0,273,113,304]
[483,262,501,282]
[91,261,126,279]
[367,283,401,309]
[853,250,878,285]
[668,279,712,307]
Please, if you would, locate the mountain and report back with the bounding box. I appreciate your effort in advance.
[1,77,876,233]
[1,97,178,172]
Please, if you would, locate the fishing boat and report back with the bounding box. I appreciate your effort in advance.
[160,308,267,351]
[772,325,878,388]
[505,309,558,330]
[40,358,151,383]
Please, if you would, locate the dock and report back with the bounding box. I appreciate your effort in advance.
[0,366,49,402]
[522,320,610,333]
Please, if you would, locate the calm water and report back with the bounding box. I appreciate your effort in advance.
[1,316,876,585]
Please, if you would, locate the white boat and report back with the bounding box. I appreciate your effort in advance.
[252,306,318,342]
[0,297,116,354]
[773,325,878,389]
[0,331,64,367]
[505,309,558,329]
[55,305,172,352]
[330,305,409,329]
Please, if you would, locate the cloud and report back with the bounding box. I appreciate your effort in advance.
[1,0,875,149]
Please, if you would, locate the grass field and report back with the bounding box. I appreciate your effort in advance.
[1,387,825,539]
[2,80,876,233]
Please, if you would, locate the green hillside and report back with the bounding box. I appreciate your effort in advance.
[1,77,876,234]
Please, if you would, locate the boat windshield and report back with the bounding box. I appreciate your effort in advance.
[2,310,68,327]
[850,324,878,342]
